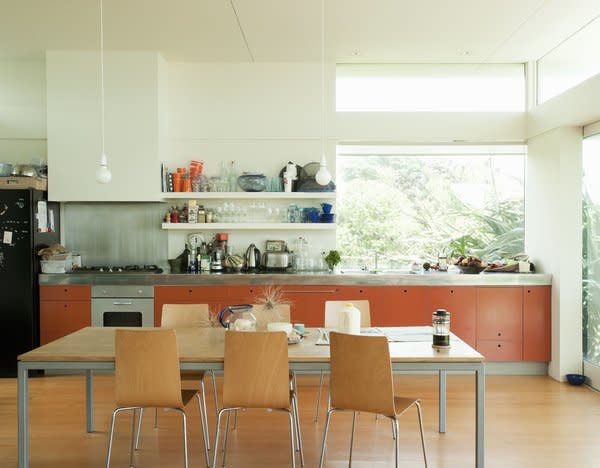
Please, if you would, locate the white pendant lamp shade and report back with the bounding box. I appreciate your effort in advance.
[315,153,331,186]
[96,153,112,184]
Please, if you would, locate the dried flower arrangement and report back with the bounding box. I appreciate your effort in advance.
[253,286,293,328]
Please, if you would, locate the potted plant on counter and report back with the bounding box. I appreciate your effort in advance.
[324,250,341,273]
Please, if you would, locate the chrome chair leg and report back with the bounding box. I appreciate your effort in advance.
[211,370,219,422]
[318,408,334,468]
[315,371,324,422]
[105,407,122,468]
[171,408,189,468]
[391,417,397,440]
[129,408,138,467]
[154,407,158,429]
[195,394,210,467]
[134,408,144,450]
[292,391,305,466]
[393,418,400,468]
[199,380,211,451]
[233,409,238,430]
[415,402,428,467]
[212,408,226,468]
[286,409,297,468]
[349,411,356,466]
[222,410,231,466]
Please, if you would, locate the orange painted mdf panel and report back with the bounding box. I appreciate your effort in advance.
[477,287,523,341]
[279,285,339,327]
[40,301,91,345]
[380,286,427,326]
[523,286,551,361]
[477,339,523,361]
[427,286,477,348]
[40,285,91,301]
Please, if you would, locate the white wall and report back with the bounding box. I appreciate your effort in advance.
[0,60,46,165]
[526,127,583,380]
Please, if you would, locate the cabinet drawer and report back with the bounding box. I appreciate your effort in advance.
[40,285,91,301]
[477,340,523,361]
[155,285,227,302]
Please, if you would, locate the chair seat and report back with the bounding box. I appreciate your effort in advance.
[393,396,420,417]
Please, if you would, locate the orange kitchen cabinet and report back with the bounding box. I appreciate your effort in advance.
[227,286,264,304]
[40,285,91,302]
[379,286,427,326]
[523,286,551,361]
[334,286,386,325]
[39,286,91,344]
[427,286,477,348]
[278,285,340,326]
[476,340,523,361]
[40,300,90,345]
[477,287,523,361]
[153,285,228,326]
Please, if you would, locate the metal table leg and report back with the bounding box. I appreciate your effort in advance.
[86,370,94,432]
[476,364,485,467]
[18,362,29,468]
[439,370,447,433]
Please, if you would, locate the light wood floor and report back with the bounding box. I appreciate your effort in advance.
[1,374,599,467]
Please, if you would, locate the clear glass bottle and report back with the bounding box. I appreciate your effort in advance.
[432,309,451,348]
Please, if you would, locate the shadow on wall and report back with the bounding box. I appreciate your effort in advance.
[62,203,167,268]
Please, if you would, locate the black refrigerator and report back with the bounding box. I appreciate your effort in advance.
[0,189,60,377]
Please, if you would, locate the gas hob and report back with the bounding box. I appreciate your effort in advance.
[70,265,163,274]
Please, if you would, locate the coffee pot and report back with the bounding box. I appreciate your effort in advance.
[245,243,261,270]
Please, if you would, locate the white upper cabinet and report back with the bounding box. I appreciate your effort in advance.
[46,51,166,201]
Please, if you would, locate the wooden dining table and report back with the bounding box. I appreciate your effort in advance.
[17,326,485,468]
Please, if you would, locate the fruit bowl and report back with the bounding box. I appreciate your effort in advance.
[456,264,486,274]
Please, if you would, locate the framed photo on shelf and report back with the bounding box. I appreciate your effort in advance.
[265,240,286,252]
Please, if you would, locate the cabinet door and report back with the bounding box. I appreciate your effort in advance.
[476,287,523,340]
[40,301,91,345]
[154,286,228,326]
[477,287,523,361]
[40,285,91,301]
[427,286,476,348]
[279,285,340,326]
[523,286,551,361]
[379,286,427,326]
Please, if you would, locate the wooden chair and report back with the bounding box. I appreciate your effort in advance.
[212,331,304,468]
[318,332,428,468]
[315,300,371,421]
[135,304,216,455]
[106,329,210,468]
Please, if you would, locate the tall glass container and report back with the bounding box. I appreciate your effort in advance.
[432,308,451,348]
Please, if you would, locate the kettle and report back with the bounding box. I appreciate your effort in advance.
[245,243,261,270]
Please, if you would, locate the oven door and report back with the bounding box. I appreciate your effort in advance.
[91,298,154,327]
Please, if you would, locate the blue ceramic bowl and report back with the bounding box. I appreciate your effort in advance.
[320,213,335,223]
[566,373,585,385]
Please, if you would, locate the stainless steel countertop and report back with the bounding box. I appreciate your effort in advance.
[39,271,552,286]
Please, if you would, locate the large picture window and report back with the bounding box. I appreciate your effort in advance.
[336,145,526,270]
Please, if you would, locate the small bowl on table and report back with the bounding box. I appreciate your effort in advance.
[456,264,486,274]
[566,373,586,386]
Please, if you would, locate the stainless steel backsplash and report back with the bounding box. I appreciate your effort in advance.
[62,203,167,267]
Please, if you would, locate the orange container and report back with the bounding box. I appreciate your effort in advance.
[172,172,182,192]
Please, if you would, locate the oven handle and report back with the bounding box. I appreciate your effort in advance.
[112,301,133,305]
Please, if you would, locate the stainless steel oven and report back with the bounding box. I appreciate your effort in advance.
[91,285,154,327]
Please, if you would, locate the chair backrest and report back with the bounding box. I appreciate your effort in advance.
[222,331,290,409]
[251,304,291,331]
[329,332,396,417]
[115,329,183,408]
[162,303,211,328]
[324,300,371,328]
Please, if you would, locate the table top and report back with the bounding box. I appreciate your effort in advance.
[19,327,483,364]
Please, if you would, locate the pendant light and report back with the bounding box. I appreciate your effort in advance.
[95,0,112,184]
[315,0,331,186]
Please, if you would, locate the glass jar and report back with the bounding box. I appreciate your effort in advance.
[218,304,256,331]
[432,309,451,348]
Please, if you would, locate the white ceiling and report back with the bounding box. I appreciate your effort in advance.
[1,0,599,63]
